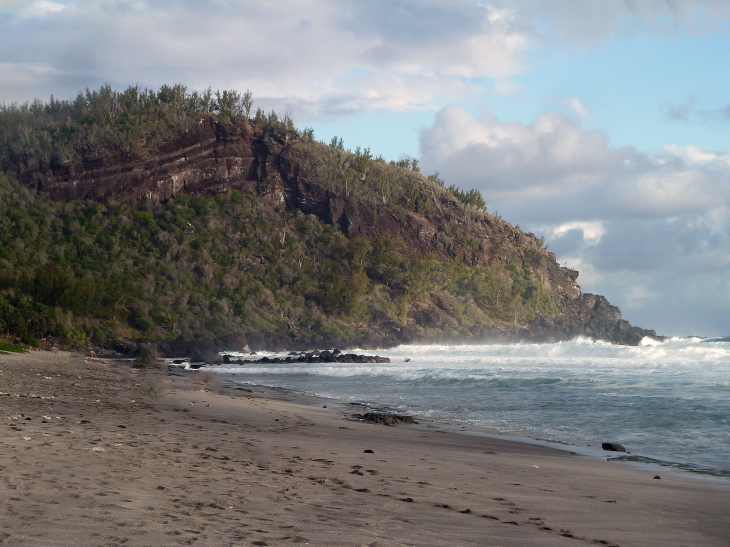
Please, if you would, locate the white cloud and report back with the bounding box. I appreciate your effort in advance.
[542,221,606,245]
[0,62,60,96]
[23,0,64,17]
[419,105,622,202]
[499,0,730,46]
[493,79,524,98]
[663,145,730,166]
[3,0,729,115]
[566,96,591,118]
[0,0,532,113]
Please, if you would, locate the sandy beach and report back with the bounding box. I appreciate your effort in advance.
[1,351,729,546]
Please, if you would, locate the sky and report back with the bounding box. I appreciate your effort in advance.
[1,0,729,336]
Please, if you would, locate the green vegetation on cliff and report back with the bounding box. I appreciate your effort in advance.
[0,174,557,349]
[0,84,562,351]
[0,84,254,168]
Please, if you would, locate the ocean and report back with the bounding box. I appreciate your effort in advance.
[203,336,730,478]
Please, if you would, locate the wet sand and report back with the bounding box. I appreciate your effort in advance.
[1,350,729,546]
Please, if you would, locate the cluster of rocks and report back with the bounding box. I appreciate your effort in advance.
[353,412,415,426]
[223,349,390,365]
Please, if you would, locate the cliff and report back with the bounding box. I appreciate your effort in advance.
[3,115,659,349]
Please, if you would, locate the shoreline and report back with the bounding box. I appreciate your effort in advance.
[2,350,729,546]
[181,359,730,483]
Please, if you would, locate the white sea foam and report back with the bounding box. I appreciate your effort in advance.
[212,337,730,475]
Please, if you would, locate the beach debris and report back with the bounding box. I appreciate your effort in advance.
[602,442,627,452]
[354,413,414,426]
[23,437,31,441]
[460,508,471,514]
[364,449,374,453]
[355,488,370,493]
[401,497,414,503]
[654,475,661,479]
[532,465,539,468]
[92,447,105,452]
[404,358,411,362]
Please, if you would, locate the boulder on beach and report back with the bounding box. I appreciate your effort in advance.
[354,413,415,426]
[602,442,627,452]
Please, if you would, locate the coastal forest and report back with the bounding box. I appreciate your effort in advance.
[0,85,656,354]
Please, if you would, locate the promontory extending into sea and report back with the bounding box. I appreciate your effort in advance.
[0,85,659,358]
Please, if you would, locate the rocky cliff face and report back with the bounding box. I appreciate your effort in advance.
[10,118,660,346]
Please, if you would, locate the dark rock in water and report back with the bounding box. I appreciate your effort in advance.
[240,351,389,365]
[354,413,415,426]
[189,363,203,369]
[602,442,627,452]
[364,449,374,454]
[654,475,661,479]
[172,359,186,364]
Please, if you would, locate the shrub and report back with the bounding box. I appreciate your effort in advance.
[135,344,158,367]
[21,334,39,347]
